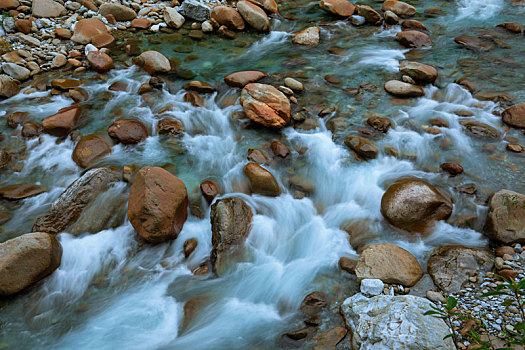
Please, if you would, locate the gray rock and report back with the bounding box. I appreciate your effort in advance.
[340,293,455,349]
[164,7,185,29]
[360,279,384,296]
[2,63,30,81]
[32,0,66,18]
[2,17,15,33]
[180,0,211,21]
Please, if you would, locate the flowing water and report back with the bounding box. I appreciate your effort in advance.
[1,0,525,348]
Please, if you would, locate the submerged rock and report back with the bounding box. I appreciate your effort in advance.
[459,120,499,139]
[344,135,379,159]
[128,167,188,243]
[381,177,453,233]
[108,119,148,144]
[210,197,253,274]
[427,246,493,293]
[243,162,281,196]
[485,190,525,244]
[72,134,112,168]
[0,232,62,296]
[502,104,525,129]
[33,168,120,234]
[355,243,423,286]
[0,183,47,200]
[240,83,291,128]
[340,294,455,349]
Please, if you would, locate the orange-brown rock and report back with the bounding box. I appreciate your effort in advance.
[184,238,198,258]
[158,118,184,136]
[107,119,148,144]
[71,18,108,44]
[502,104,525,129]
[240,83,291,128]
[356,4,381,24]
[211,6,245,30]
[243,162,281,196]
[131,18,151,29]
[200,180,220,204]
[91,33,115,48]
[399,61,438,84]
[224,70,268,88]
[86,51,114,73]
[184,92,205,107]
[42,106,81,136]
[72,134,112,168]
[237,0,270,32]
[319,0,355,17]
[395,30,432,48]
[128,167,188,243]
[382,0,416,17]
[0,183,48,200]
[184,80,216,94]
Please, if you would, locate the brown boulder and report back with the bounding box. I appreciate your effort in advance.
[200,180,220,204]
[128,167,188,243]
[0,75,20,98]
[384,80,425,98]
[395,30,432,48]
[71,18,107,44]
[355,243,423,286]
[382,0,416,17]
[314,327,347,348]
[339,256,357,274]
[240,83,291,128]
[502,104,525,128]
[108,119,148,144]
[22,122,40,138]
[211,6,245,30]
[356,4,382,24]
[496,23,521,33]
[131,18,151,29]
[440,162,463,176]
[237,1,270,32]
[459,120,499,139]
[399,61,438,84]
[454,35,493,52]
[184,92,205,107]
[485,190,525,244]
[91,33,115,48]
[210,197,253,274]
[271,141,290,158]
[55,27,71,39]
[381,177,453,233]
[51,78,81,91]
[401,19,428,31]
[248,0,278,14]
[15,19,31,34]
[184,80,216,94]
[32,168,120,235]
[6,111,29,128]
[0,232,62,296]
[0,183,47,200]
[367,116,391,133]
[42,105,81,136]
[87,51,114,73]
[72,134,112,168]
[344,135,378,159]
[224,70,268,88]
[243,162,281,196]
[133,51,171,75]
[99,3,137,21]
[158,118,184,136]
[319,0,355,17]
[0,0,19,9]
[427,246,493,293]
[247,148,271,165]
[300,291,328,315]
[184,238,198,258]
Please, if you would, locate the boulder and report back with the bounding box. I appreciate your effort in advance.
[128,167,188,243]
[184,80,216,94]
[164,7,185,29]
[131,18,151,29]
[367,116,391,133]
[243,162,281,196]
[99,3,137,21]
[6,111,29,128]
[300,291,328,315]
[292,27,320,46]
[0,232,62,296]
[42,105,81,136]
[382,0,416,17]
[247,148,271,165]
[384,80,425,98]
[356,4,381,24]
[181,0,211,21]
[133,51,171,75]
[71,18,107,44]
[344,135,378,159]
[32,168,121,234]
[2,62,30,81]
[319,0,355,17]
[240,83,291,128]
[108,119,148,144]
[72,134,112,168]
[401,19,428,31]
[86,51,114,73]
[381,177,453,233]
[0,183,47,200]
[340,294,455,349]
[440,162,463,176]
[224,70,268,88]
[395,30,432,48]
[0,0,19,9]
[0,75,20,98]
[485,190,525,244]
[184,92,205,107]
[502,104,525,128]
[51,78,81,91]
[210,197,253,274]
[355,243,423,286]
[22,122,41,138]
[248,0,278,14]
[211,6,245,30]
[90,33,116,49]
[427,246,493,293]
[459,120,499,139]
[32,0,66,18]
[158,118,184,136]
[200,180,220,204]
[237,1,270,32]
[399,61,438,84]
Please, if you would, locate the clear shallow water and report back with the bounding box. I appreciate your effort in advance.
[1,0,525,348]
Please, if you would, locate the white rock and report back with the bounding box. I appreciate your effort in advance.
[164,7,185,29]
[202,20,213,32]
[150,24,160,32]
[341,294,455,350]
[85,44,98,55]
[284,77,304,91]
[361,279,384,296]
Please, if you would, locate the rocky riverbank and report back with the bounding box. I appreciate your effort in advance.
[1,0,525,349]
